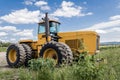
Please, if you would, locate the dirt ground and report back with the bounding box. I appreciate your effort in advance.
[0,52,10,70]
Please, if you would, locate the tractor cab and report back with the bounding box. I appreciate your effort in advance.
[38,14,61,42]
[38,20,60,35]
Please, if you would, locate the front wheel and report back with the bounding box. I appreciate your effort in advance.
[40,41,73,64]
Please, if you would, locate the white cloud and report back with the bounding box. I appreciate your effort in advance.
[23,0,37,5]
[19,37,32,40]
[0,8,40,24]
[0,26,19,32]
[34,1,50,10]
[40,6,50,10]
[0,39,6,42]
[35,1,47,6]
[0,32,7,36]
[86,12,93,16]
[24,1,33,5]
[109,15,120,20]
[80,15,120,42]
[100,31,120,42]
[14,29,33,38]
[52,1,92,18]
[95,29,107,34]
[10,38,16,42]
[0,25,34,42]
[0,38,16,42]
[49,14,59,21]
[83,19,120,34]
[86,19,120,30]
[23,0,50,10]
[107,27,120,32]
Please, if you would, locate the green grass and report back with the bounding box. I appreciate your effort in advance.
[0,47,7,52]
[95,47,120,80]
[0,47,120,80]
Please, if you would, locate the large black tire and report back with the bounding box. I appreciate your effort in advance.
[6,44,26,67]
[40,41,73,64]
[22,44,32,66]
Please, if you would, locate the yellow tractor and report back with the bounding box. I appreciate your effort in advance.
[6,13,100,67]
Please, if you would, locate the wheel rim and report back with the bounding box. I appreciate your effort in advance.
[8,49,17,63]
[43,48,58,63]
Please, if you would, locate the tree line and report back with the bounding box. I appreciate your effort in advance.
[0,41,11,47]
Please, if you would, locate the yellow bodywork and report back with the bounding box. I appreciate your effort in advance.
[20,31,99,57]
[58,31,99,55]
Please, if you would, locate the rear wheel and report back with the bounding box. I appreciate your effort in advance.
[40,41,73,64]
[22,44,32,66]
[6,44,26,67]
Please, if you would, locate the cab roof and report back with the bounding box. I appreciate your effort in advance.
[38,20,60,24]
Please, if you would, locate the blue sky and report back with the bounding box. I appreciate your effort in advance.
[0,0,120,42]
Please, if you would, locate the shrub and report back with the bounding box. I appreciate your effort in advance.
[54,52,106,80]
[28,58,55,80]
[70,52,105,80]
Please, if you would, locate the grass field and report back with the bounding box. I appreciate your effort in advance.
[0,47,7,52]
[0,46,120,80]
[95,46,120,80]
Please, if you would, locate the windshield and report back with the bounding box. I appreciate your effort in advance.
[38,21,60,34]
[49,22,60,33]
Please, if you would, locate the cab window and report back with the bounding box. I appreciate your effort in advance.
[38,23,45,34]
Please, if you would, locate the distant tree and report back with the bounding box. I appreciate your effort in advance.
[0,41,11,47]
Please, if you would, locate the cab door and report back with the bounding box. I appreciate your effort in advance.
[38,23,46,46]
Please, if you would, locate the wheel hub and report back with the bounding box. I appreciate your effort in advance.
[43,48,58,63]
[8,49,17,63]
